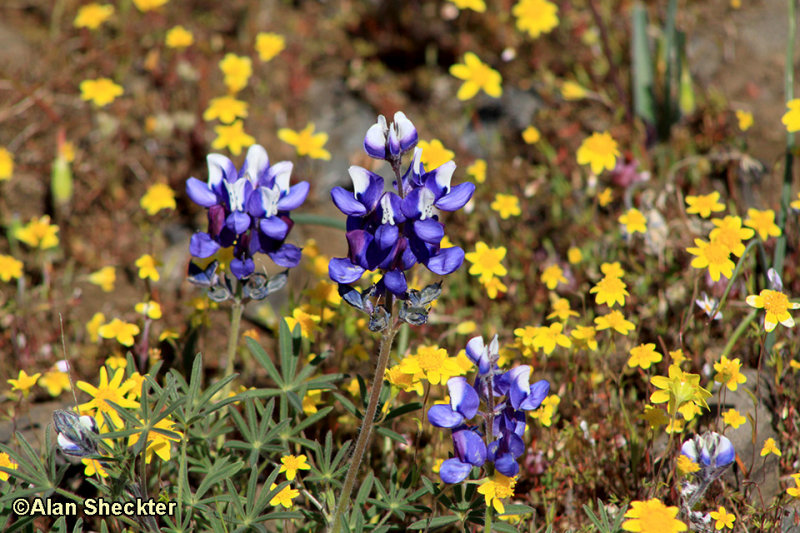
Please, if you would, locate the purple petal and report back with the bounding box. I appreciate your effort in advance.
[225,212,251,234]
[520,379,550,411]
[507,366,531,410]
[360,172,385,212]
[465,336,489,375]
[346,230,373,268]
[439,458,472,484]
[435,182,475,212]
[189,233,221,258]
[387,126,401,157]
[268,243,302,268]
[401,188,423,219]
[329,258,364,284]
[715,436,735,467]
[426,246,465,275]
[414,219,444,244]
[452,428,487,467]
[230,257,255,279]
[268,161,294,191]
[364,121,387,159]
[428,405,464,428]
[374,224,399,251]
[394,111,418,152]
[494,453,520,477]
[186,177,218,207]
[448,377,479,420]
[277,181,309,212]
[243,144,269,184]
[331,187,367,216]
[429,161,456,194]
[260,216,289,240]
[207,153,237,190]
[383,270,407,295]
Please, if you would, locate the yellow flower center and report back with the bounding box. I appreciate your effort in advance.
[762,290,790,314]
[703,241,730,264]
[416,347,448,371]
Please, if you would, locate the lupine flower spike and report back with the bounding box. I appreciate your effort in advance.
[330,112,474,328]
[186,144,307,300]
[428,335,549,483]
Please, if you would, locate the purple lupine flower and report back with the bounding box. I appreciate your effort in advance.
[329,113,474,306]
[363,111,418,161]
[187,145,308,279]
[428,335,550,484]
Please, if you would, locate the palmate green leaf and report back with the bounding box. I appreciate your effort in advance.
[500,503,536,516]
[383,402,422,422]
[354,470,375,506]
[195,456,244,501]
[279,318,301,381]
[408,515,460,529]
[631,3,655,125]
[246,337,284,386]
[375,426,406,445]
[492,522,521,533]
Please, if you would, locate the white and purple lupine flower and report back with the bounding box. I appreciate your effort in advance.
[428,335,550,483]
[329,113,474,297]
[363,111,418,161]
[186,145,309,279]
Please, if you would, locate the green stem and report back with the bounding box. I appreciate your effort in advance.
[216,300,243,453]
[292,213,347,231]
[222,300,244,395]
[485,503,493,533]
[721,309,757,359]
[767,0,796,354]
[330,311,399,533]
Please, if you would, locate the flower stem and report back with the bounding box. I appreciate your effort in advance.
[330,313,399,533]
[222,300,244,398]
[485,504,493,533]
[767,0,796,354]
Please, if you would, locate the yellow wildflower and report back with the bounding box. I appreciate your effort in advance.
[618,208,647,234]
[74,3,114,30]
[477,474,517,514]
[627,343,662,370]
[576,131,619,174]
[0,254,23,282]
[466,159,486,183]
[165,25,193,48]
[512,0,559,39]
[135,254,160,282]
[490,193,521,219]
[735,110,753,132]
[541,264,567,290]
[15,215,59,249]
[0,147,13,181]
[685,192,724,218]
[594,310,635,335]
[781,98,800,132]
[465,242,507,282]
[522,125,541,144]
[99,318,140,347]
[746,289,800,332]
[622,499,687,533]
[760,437,781,457]
[686,238,734,282]
[713,356,747,391]
[744,208,781,240]
[140,183,176,215]
[255,32,285,62]
[417,139,454,170]
[212,120,255,156]
[219,53,252,93]
[88,266,116,292]
[8,370,42,398]
[278,123,331,160]
[449,52,503,100]
[723,408,746,429]
[279,454,311,481]
[80,78,123,107]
